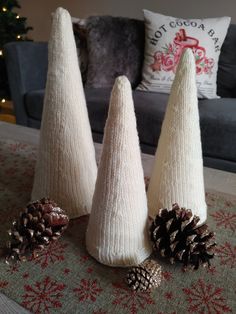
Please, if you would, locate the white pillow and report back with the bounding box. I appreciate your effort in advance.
[138,10,231,99]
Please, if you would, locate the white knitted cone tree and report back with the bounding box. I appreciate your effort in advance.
[147,48,207,222]
[31,8,97,218]
[86,76,152,267]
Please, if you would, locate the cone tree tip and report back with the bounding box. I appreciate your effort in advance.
[178,48,195,70]
[54,7,69,18]
[114,75,131,89]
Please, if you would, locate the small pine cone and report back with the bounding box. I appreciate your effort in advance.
[6,198,69,264]
[150,203,216,270]
[126,259,162,291]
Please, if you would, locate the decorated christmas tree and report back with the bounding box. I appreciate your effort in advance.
[0,0,32,102]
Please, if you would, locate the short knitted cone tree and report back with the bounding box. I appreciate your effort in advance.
[147,48,207,222]
[86,76,152,266]
[31,8,97,218]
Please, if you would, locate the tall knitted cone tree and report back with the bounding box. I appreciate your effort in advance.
[147,48,207,223]
[31,8,97,218]
[86,76,152,267]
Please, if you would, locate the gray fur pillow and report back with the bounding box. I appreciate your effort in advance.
[72,18,88,83]
[85,16,145,88]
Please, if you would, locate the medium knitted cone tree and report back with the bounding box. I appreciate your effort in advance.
[147,48,207,222]
[31,8,97,218]
[86,76,152,267]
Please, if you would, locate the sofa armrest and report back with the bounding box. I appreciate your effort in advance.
[4,42,48,126]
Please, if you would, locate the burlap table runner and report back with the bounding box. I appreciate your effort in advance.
[0,139,235,314]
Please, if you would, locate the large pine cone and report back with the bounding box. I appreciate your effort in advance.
[126,259,162,291]
[6,198,69,263]
[150,203,216,270]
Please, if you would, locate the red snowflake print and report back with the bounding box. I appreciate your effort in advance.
[207,266,217,275]
[31,241,68,269]
[162,271,173,281]
[215,242,236,268]
[23,272,29,279]
[7,264,19,274]
[0,281,8,288]
[63,268,70,275]
[206,193,217,207]
[22,276,65,314]
[73,279,102,302]
[210,210,236,232]
[183,278,232,313]
[87,267,93,273]
[112,282,155,314]
[9,142,28,152]
[165,291,173,299]
[80,254,89,263]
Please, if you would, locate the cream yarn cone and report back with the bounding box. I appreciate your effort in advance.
[31,8,97,218]
[86,76,152,267]
[147,49,207,222]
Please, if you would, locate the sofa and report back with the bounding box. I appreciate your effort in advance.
[4,15,236,173]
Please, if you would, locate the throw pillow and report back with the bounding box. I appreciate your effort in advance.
[85,16,145,88]
[72,17,88,83]
[138,10,231,99]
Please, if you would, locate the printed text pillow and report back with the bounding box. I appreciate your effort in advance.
[138,10,231,98]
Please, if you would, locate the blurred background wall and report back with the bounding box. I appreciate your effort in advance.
[19,0,235,41]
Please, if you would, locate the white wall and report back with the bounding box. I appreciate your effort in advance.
[19,0,236,41]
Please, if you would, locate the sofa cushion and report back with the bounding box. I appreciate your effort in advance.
[199,97,236,162]
[217,24,236,97]
[84,88,169,147]
[85,16,145,88]
[72,17,88,83]
[84,87,111,133]
[25,87,236,163]
[24,89,44,120]
[134,93,236,162]
[85,88,236,162]
[133,91,168,146]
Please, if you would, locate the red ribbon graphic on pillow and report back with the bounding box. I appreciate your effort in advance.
[150,29,214,75]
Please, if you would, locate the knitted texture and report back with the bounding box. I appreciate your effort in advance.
[31,8,97,218]
[86,76,152,267]
[147,49,207,222]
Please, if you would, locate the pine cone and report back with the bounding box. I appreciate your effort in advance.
[126,259,162,291]
[150,203,216,270]
[6,198,69,264]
